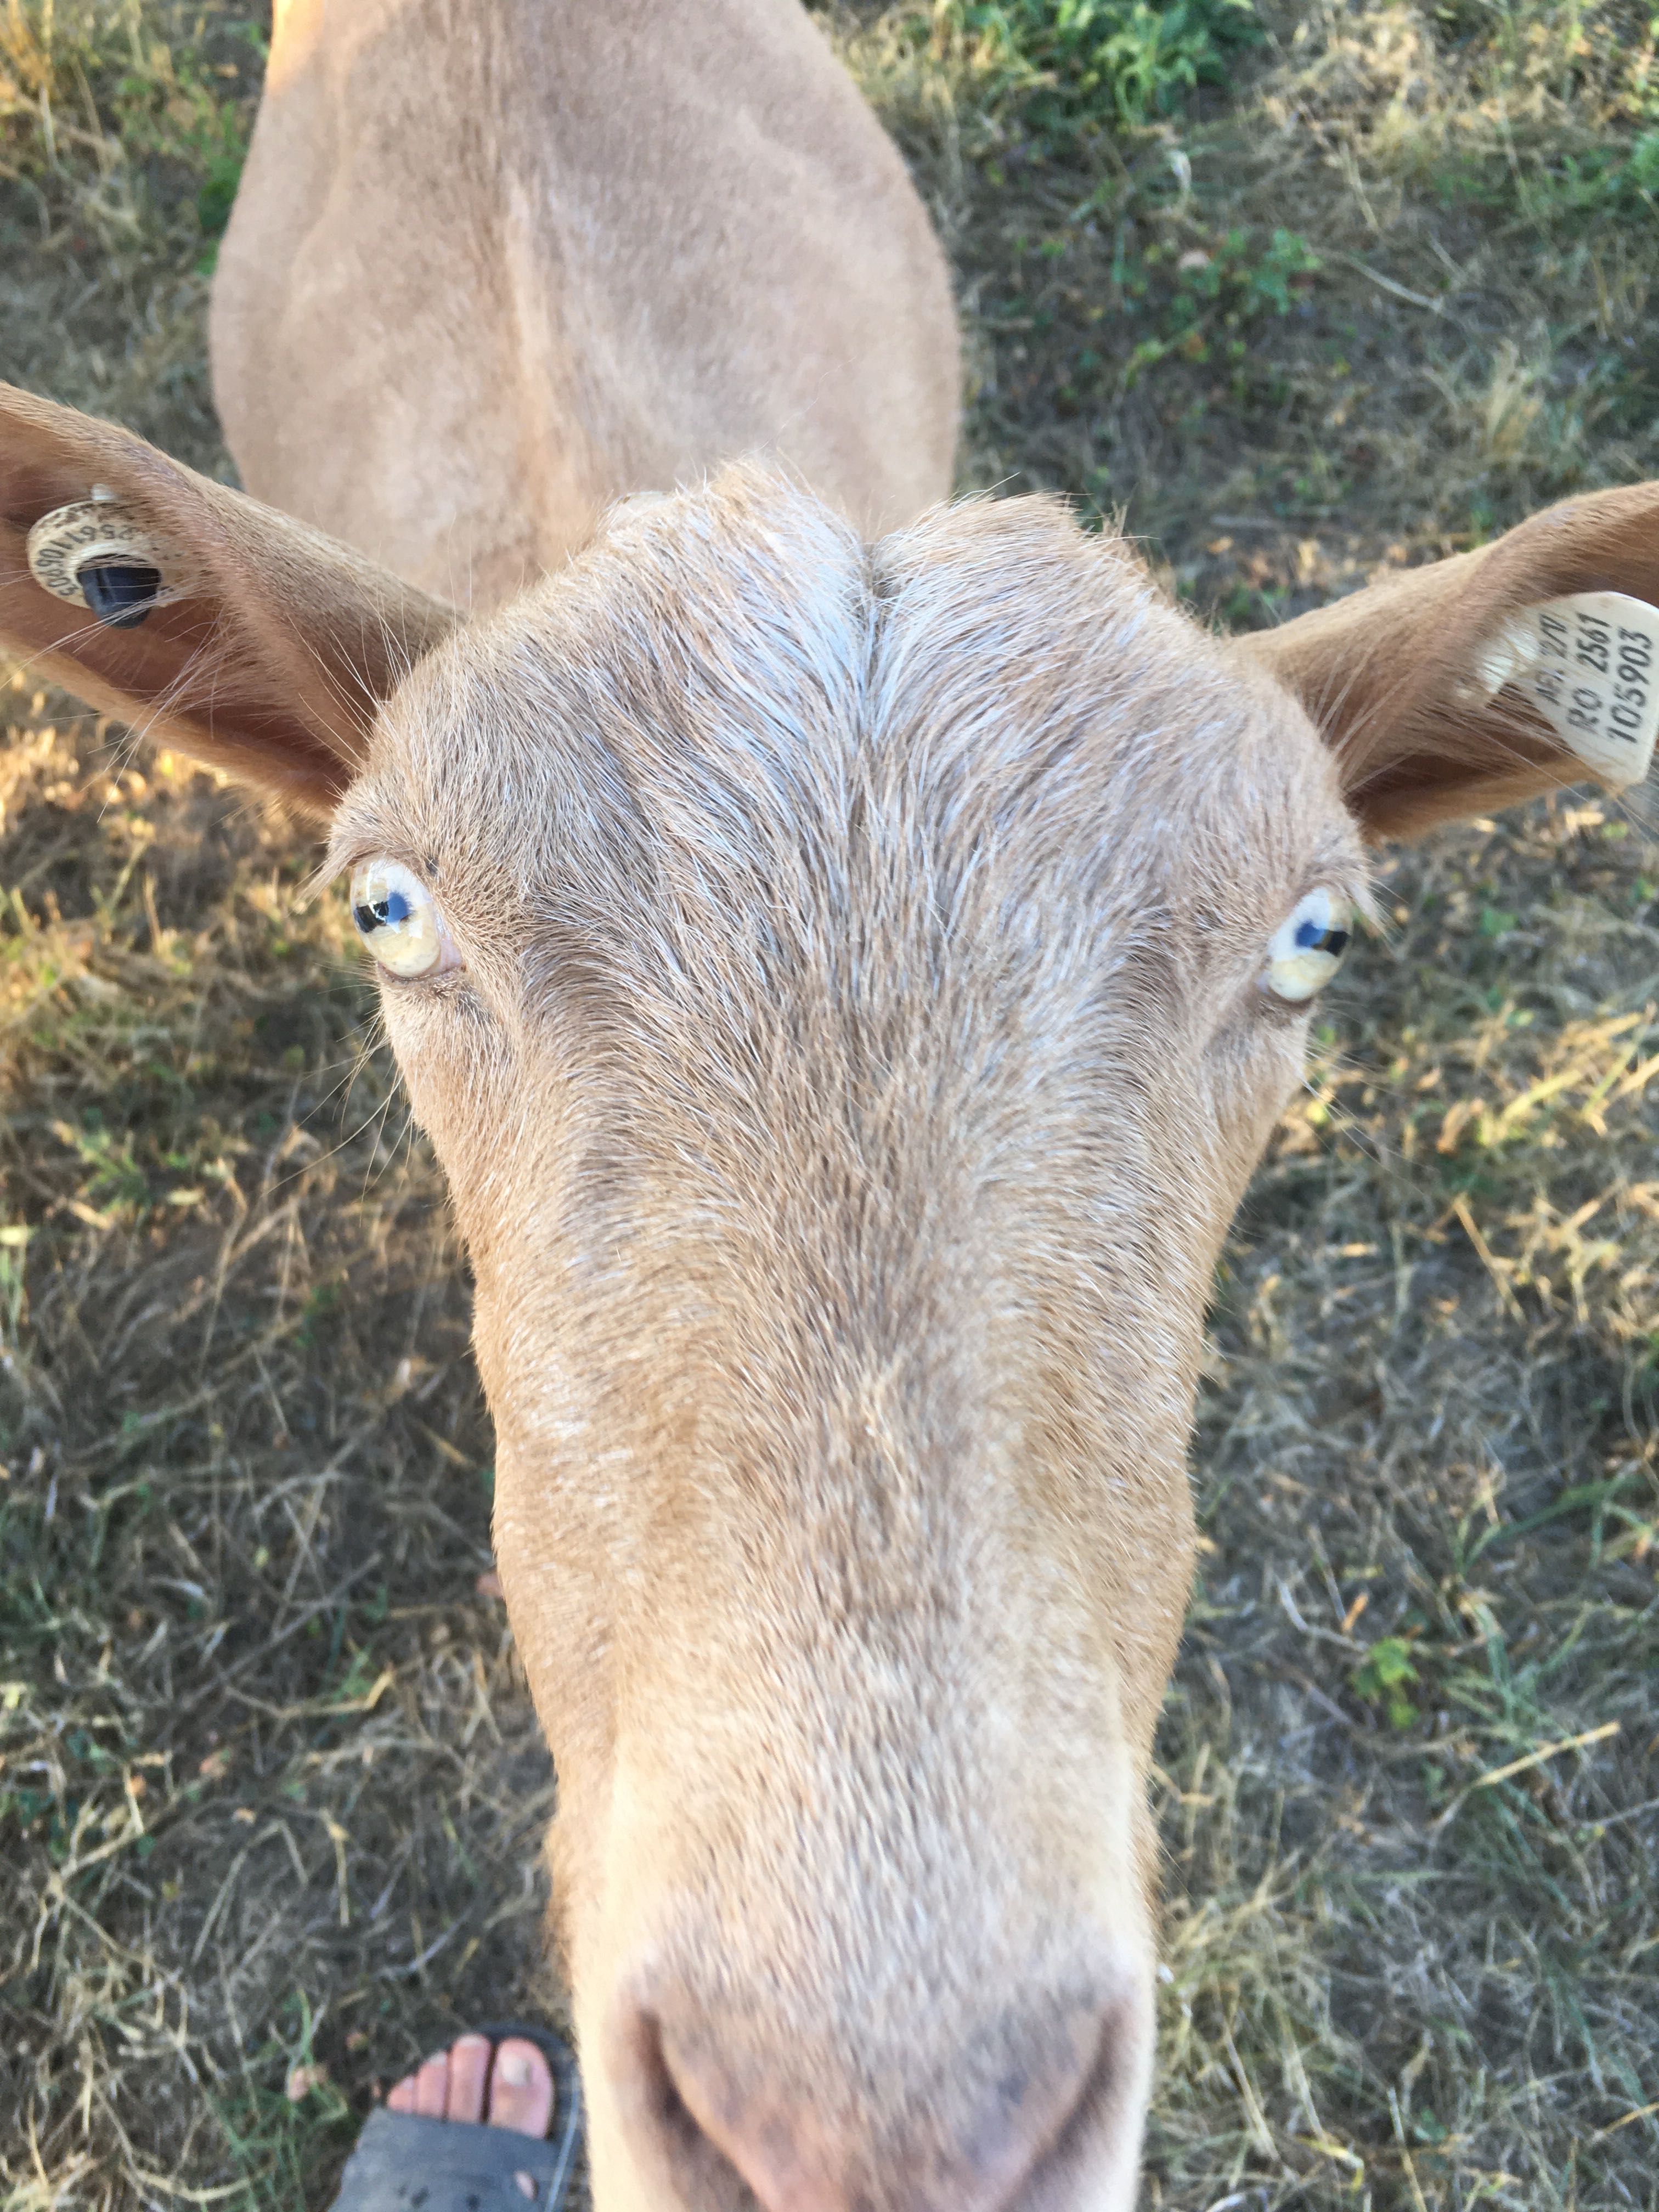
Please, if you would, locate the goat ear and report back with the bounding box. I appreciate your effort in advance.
[0,382,458,819]
[1237,486,1659,842]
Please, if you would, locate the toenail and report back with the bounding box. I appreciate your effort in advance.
[498,2053,531,2087]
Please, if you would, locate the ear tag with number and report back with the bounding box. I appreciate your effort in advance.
[25,490,197,630]
[1473,592,1659,789]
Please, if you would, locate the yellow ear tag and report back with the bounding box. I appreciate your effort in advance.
[1474,592,1659,789]
[25,490,198,628]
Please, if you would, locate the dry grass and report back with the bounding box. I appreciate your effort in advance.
[2,4,1658,2210]
[834,0,1659,620]
[0,714,565,2211]
[1152,793,1659,2207]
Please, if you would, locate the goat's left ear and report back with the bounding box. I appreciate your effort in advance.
[1236,485,1659,841]
[0,381,458,819]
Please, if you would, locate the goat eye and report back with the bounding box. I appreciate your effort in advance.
[1264,888,1353,1003]
[349,858,454,979]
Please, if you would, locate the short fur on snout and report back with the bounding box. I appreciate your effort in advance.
[327,473,1367,2211]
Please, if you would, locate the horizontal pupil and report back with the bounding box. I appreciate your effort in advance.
[1294,921,1350,956]
[352,888,413,935]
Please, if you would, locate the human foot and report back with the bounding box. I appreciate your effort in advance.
[385,2034,557,2198]
[331,2024,580,2212]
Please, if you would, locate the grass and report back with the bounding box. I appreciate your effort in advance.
[0,0,261,462]
[927,0,1265,128]
[2,2,1658,2209]
[0,709,562,2211]
[1152,793,1659,2206]
[834,0,1659,618]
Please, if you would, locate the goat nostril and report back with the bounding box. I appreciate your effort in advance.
[622,2010,769,2209]
[636,2013,718,2172]
[613,1984,1146,2212]
[624,2008,870,2212]
[1025,1995,1136,2185]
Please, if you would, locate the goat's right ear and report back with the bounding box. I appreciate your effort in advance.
[1237,484,1659,842]
[0,383,458,819]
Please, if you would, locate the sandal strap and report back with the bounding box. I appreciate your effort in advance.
[334,2107,575,2212]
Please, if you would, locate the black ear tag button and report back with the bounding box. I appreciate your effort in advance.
[77,561,163,629]
[25,495,196,622]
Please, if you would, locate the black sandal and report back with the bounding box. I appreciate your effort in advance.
[332,2024,583,2212]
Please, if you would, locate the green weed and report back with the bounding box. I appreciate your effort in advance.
[938,0,1263,127]
[1117,223,1321,382]
[1352,1635,1422,1729]
[209,1994,357,2212]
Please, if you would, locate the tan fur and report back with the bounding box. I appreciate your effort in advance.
[323,472,1363,2211]
[1239,482,1659,838]
[210,0,961,607]
[0,385,453,809]
[3,24,1658,2195]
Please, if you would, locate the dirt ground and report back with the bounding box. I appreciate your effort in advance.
[2,4,1657,2209]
